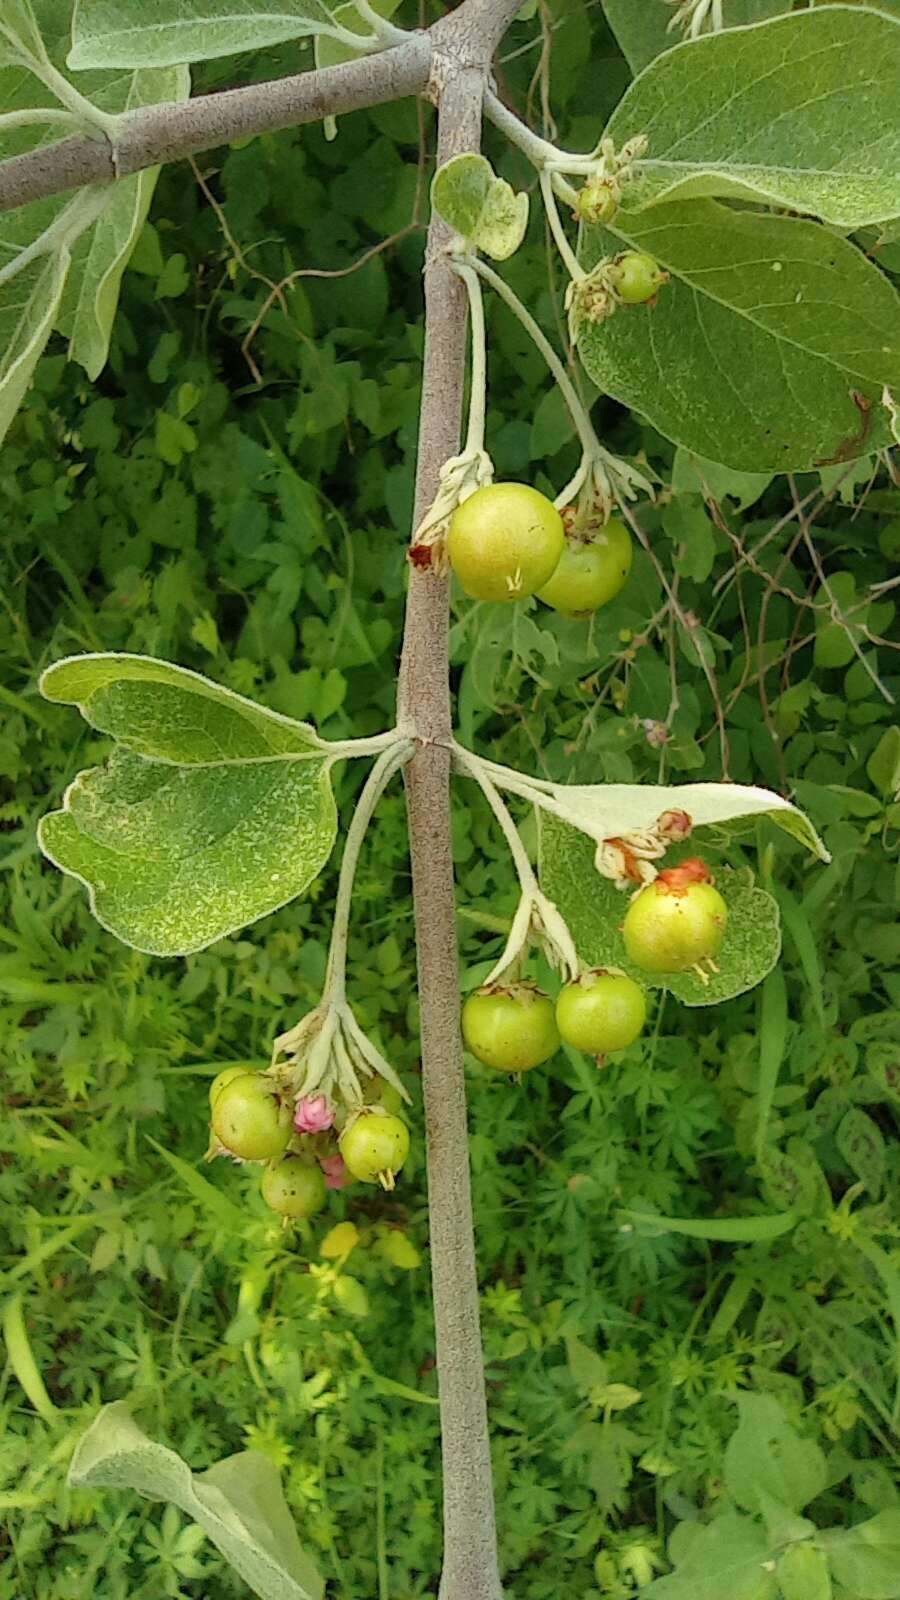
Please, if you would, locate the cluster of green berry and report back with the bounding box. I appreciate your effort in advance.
[447,482,633,613]
[207,1070,410,1220]
[462,860,727,1073]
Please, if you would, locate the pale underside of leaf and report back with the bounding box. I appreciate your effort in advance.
[578,199,900,471]
[69,0,344,69]
[38,748,337,955]
[60,63,189,377]
[539,814,782,1006]
[68,1403,324,1600]
[530,775,829,861]
[40,653,325,762]
[431,153,529,261]
[0,245,69,446]
[605,7,900,229]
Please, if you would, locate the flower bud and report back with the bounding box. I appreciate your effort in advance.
[294,1094,335,1134]
[656,808,692,842]
[319,1153,350,1190]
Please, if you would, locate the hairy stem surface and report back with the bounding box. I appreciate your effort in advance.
[396,5,524,1593]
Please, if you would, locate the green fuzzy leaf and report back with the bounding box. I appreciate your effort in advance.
[724,1394,828,1516]
[539,816,782,1007]
[577,200,900,472]
[38,655,336,955]
[39,654,326,761]
[605,8,900,228]
[600,0,783,73]
[826,1511,900,1599]
[645,1513,776,1600]
[776,1542,831,1600]
[431,154,529,260]
[69,0,347,68]
[68,1403,324,1600]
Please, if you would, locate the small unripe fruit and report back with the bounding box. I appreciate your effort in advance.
[447,483,564,603]
[556,970,646,1054]
[537,519,632,616]
[211,1074,292,1162]
[462,983,560,1073]
[208,1065,252,1109]
[339,1111,410,1189]
[622,859,726,974]
[608,251,668,305]
[574,177,619,224]
[262,1156,327,1219]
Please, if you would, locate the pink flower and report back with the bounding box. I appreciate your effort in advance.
[294,1094,335,1134]
[319,1154,349,1190]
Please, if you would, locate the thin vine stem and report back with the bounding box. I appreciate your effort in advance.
[326,728,409,759]
[451,256,489,457]
[0,108,81,134]
[462,251,600,460]
[472,750,559,796]
[322,739,414,1002]
[453,746,538,898]
[539,168,583,282]
[351,0,413,46]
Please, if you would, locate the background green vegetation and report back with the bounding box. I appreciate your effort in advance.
[1,4,899,1596]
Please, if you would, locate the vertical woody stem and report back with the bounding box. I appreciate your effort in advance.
[396,4,525,1592]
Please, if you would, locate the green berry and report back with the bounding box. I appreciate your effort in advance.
[608,251,668,305]
[448,483,564,603]
[462,984,560,1073]
[556,970,647,1054]
[261,1156,327,1219]
[211,1074,292,1162]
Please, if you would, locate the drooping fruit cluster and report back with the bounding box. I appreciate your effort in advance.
[622,858,726,977]
[462,969,647,1073]
[460,857,729,1072]
[207,1063,411,1216]
[447,482,636,619]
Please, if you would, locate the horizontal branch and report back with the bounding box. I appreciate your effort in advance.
[0,32,433,215]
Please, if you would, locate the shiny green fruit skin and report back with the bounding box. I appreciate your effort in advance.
[537,519,632,615]
[211,1074,292,1162]
[208,1064,253,1110]
[462,986,560,1073]
[340,1112,410,1185]
[623,881,727,974]
[447,483,564,603]
[556,971,646,1053]
[609,251,666,305]
[261,1156,327,1219]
